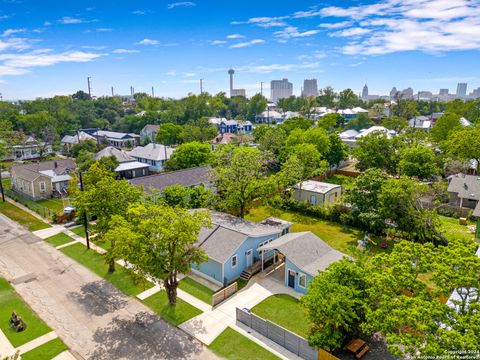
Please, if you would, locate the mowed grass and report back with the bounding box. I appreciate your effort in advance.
[210,327,280,360]
[37,198,67,214]
[0,278,51,347]
[246,206,363,256]
[142,290,202,326]
[438,215,476,243]
[21,338,68,360]
[178,277,214,305]
[0,201,50,231]
[70,226,86,237]
[251,294,310,338]
[44,233,75,247]
[60,243,152,296]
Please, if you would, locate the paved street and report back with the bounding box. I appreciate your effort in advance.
[0,214,218,360]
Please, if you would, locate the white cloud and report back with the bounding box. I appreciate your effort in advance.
[318,21,352,29]
[229,39,265,48]
[232,16,288,28]
[210,40,227,45]
[237,62,320,74]
[2,29,26,37]
[0,50,102,76]
[167,2,196,9]
[308,0,480,55]
[132,10,146,15]
[226,34,245,39]
[0,15,10,20]
[274,26,320,40]
[57,16,83,24]
[95,28,112,32]
[81,45,107,50]
[0,38,30,52]
[112,49,139,54]
[137,39,160,45]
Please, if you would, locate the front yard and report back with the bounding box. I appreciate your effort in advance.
[0,201,51,231]
[0,277,52,347]
[21,338,68,360]
[209,327,280,360]
[142,291,202,326]
[251,294,310,339]
[37,198,67,214]
[44,233,75,247]
[178,277,214,305]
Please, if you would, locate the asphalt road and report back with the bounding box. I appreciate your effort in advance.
[0,214,219,360]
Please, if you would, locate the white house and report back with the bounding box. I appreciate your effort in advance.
[128,143,174,171]
[293,180,342,206]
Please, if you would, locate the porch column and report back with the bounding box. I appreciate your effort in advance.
[261,250,264,272]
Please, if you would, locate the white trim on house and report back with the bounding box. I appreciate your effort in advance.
[190,268,224,287]
[298,273,307,288]
[231,254,238,268]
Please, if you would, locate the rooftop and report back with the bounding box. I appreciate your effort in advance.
[128,143,174,162]
[293,180,341,194]
[11,159,76,182]
[95,146,134,163]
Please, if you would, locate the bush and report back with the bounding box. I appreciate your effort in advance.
[280,197,349,222]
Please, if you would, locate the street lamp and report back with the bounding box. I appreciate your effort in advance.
[78,171,90,249]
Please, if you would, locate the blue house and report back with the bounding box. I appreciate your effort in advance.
[192,211,291,287]
[219,120,238,134]
[128,143,174,171]
[258,232,347,294]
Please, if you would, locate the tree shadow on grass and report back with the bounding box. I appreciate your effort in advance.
[90,312,205,360]
[67,280,128,316]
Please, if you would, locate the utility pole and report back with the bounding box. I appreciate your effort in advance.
[200,79,204,94]
[0,166,5,202]
[151,86,155,97]
[261,82,264,96]
[87,77,92,98]
[78,171,90,249]
[111,86,114,97]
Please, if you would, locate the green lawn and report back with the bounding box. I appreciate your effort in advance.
[438,215,476,242]
[37,198,67,214]
[44,233,75,247]
[178,277,214,305]
[209,327,280,360]
[0,201,51,231]
[236,278,248,290]
[246,206,363,257]
[70,225,87,237]
[251,294,310,338]
[142,290,202,326]
[21,338,68,360]
[0,278,51,347]
[60,243,152,296]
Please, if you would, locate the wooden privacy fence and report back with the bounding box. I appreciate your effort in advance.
[212,281,238,307]
[235,308,339,360]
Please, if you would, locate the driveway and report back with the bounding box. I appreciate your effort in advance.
[0,214,218,360]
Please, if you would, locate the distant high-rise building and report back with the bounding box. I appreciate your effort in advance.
[361,84,369,100]
[470,87,480,99]
[227,68,246,98]
[439,88,449,95]
[456,83,467,98]
[401,87,414,99]
[302,79,318,97]
[270,78,293,103]
[389,87,398,100]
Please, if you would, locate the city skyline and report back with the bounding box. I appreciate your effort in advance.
[0,0,479,99]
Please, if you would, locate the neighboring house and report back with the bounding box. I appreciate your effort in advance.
[129,165,212,192]
[139,124,160,143]
[60,131,96,151]
[3,136,52,161]
[92,130,140,148]
[95,146,149,180]
[220,120,238,134]
[409,115,432,130]
[292,180,342,206]
[339,126,395,149]
[210,133,237,148]
[258,231,347,294]
[237,120,253,134]
[209,118,253,134]
[128,143,174,171]
[10,159,76,200]
[447,173,480,217]
[192,211,292,287]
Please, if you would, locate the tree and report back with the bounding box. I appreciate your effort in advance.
[303,258,367,351]
[325,133,348,168]
[156,123,184,145]
[279,117,313,135]
[72,90,91,101]
[381,116,408,133]
[284,128,330,157]
[247,93,268,120]
[345,113,374,131]
[430,112,461,144]
[107,204,211,305]
[338,88,360,109]
[399,145,439,179]
[318,113,344,132]
[300,96,318,119]
[0,120,14,160]
[289,144,328,182]
[213,147,270,218]
[393,99,418,119]
[162,184,189,207]
[70,162,142,272]
[444,126,480,173]
[317,86,336,107]
[69,139,97,158]
[165,141,212,170]
[353,132,401,174]
[257,127,286,164]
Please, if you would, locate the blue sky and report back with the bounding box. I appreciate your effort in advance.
[0,0,479,99]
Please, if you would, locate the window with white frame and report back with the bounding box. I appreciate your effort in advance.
[298,273,307,288]
[231,255,237,267]
[40,181,46,193]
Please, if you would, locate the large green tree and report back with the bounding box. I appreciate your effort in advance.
[156,123,184,145]
[107,204,211,304]
[399,145,439,179]
[444,126,480,173]
[430,112,461,145]
[353,132,401,174]
[165,141,212,170]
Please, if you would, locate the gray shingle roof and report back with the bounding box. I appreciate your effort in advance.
[128,143,174,162]
[258,231,347,276]
[129,166,212,192]
[11,159,76,181]
[448,174,480,201]
[95,146,134,163]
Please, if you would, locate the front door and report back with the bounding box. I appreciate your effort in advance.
[246,249,253,268]
[288,270,295,288]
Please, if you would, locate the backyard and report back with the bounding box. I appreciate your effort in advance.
[209,327,280,360]
[0,277,52,347]
[251,294,310,338]
[0,201,50,231]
